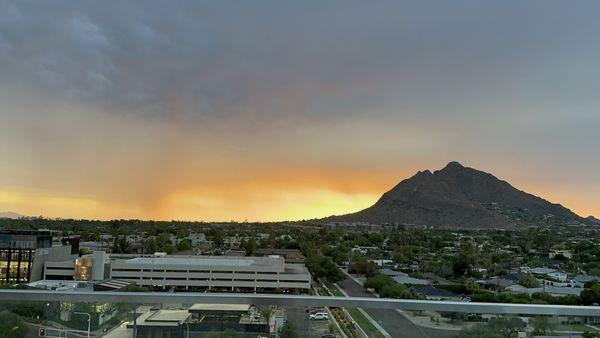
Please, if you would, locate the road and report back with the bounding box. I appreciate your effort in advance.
[337,276,458,338]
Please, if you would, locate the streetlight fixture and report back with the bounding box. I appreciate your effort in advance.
[184,321,190,338]
[73,312,91,338]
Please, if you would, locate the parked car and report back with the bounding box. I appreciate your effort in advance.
[310,312,329,320]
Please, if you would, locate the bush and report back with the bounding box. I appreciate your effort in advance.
[363,274,395,292]
[519,274,540,288]
[380,284,417,299]
[0,312,28,338]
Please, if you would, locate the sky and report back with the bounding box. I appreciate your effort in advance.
[1,1,599,221]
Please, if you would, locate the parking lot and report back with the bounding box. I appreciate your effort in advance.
[287,306,338,337]
[308,316,333,337]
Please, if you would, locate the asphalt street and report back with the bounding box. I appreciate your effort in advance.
[337,276,458,338]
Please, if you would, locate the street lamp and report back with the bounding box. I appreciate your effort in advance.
[73,312,91,338]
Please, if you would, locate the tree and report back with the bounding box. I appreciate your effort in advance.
[460,316,525,338]
[348,257,377,277]
[210,228,225,247]
[532,316,555,335]
[122,284,151,292]
[519,274,540,288]
[380,284,416,299]
[464,278,478,294]
[581,283,600,305]
[486,316,526,336]
[459,324,504,338]
[10,303,46,319]
[144,238,159,253]
[0,312,27,338]
[363,275,395,292]
[279,322,299,338]
[452,241,478,277]
[176,239,193,252]
[111,235,132,254]
[241,237,257,256]
[322,260,344,283]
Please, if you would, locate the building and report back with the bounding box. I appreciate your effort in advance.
[186,233,212,248]
[413,285,462,301]
[368,259,394,267]
[531,267,568,282]
[255,248,305,264]
[513,286,583,298]
[80,241,110,253]
[0,230,76,283]
[44,250,108,281]
[109,255,311,291]
[379,268,408,278]
[477,277,526,292]
[393,275,431,285]
[131,305,269,338]
[132,310,192,338]
[549,249,573,259]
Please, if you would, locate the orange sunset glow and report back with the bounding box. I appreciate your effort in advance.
[1,2,599,221]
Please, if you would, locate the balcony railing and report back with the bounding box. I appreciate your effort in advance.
[1,289,599,316]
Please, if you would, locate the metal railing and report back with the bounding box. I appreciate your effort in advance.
[1,289,599,317]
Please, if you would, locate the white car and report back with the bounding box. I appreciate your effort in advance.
[310,312,329,320]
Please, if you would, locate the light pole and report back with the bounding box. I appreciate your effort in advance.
[73,312,91,338]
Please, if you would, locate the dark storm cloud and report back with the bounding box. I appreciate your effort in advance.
[1,0,599,127]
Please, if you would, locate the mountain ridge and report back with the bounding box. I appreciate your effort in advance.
[0,211,27,219]
[325,162,587,228]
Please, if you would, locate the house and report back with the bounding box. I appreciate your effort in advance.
[413,285,461,301]
[513,286,582,298]
[393,275,430,285]
[549,249,573,259]
[530,268,567,282]
[477,278,525,292]
[368,259,394,267]
[255,233,270,240]
[504,272,527,283]
[379,268,408,278]
[573,274,599,287]
[351,246,378,255]
[186,233,208,247]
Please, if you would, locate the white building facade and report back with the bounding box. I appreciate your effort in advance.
[109,255,311,291]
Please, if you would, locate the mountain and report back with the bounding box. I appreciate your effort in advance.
[0,211,27,219]
[586,216,600,225]
[326,162,586,228]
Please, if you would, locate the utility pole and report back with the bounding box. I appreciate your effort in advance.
[73,312,91,338]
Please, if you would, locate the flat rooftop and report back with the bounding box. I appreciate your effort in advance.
[189,303,251,312]
[135,310,191,327]
[117,255,285,269]
[28,280,90,291]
